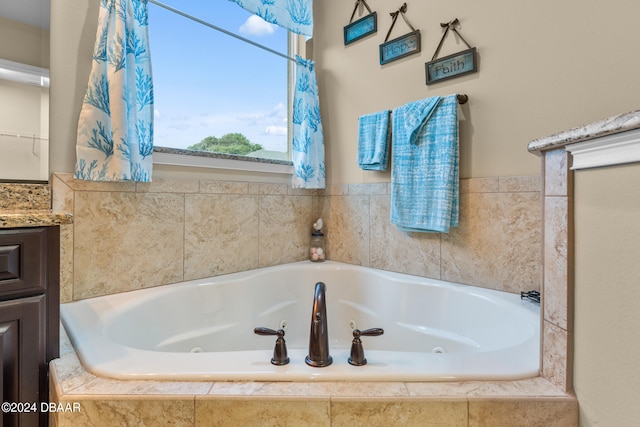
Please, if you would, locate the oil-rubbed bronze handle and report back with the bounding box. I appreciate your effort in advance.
[254,327,289,365]
[349,327,384,366]
[254,327,278,336]
[355,328,384,337]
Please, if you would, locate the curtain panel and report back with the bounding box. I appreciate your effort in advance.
[291,56,325,188]
[230,0,324,189]
[75,0,154,182]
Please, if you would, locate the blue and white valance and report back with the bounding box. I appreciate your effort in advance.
[75,0,154,182]
[228,0,313,37]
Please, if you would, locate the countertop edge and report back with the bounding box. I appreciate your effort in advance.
[0,211,74,228]
[527,109,640,155]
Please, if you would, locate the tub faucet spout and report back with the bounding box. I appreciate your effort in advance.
[305,282,332,367]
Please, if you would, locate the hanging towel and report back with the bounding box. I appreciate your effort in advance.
[357,110,391,171]
[390,94,459,233]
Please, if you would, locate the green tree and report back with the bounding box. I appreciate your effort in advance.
[187,133,263,156]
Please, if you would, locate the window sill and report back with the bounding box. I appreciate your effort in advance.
[152,147,293,175]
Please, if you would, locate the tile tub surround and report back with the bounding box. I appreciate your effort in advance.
[51,327,578,427]
[51,173,321,302]
[321,176,542,294]
[52,173,542,303]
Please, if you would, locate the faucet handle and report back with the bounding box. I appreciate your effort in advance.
[348,327,384,366]
[356,328,384,337]
[254,327,290,365]
[254,327,279,336]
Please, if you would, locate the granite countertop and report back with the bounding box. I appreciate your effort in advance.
[528,109,640,154]
[0,182,73,228]
[0,210,73,228]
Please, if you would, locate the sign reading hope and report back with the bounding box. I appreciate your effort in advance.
[379,30,421,65]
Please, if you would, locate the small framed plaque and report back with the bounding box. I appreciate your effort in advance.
[344,12,377,45]
[425,47,477,85]
[379,30,421,65]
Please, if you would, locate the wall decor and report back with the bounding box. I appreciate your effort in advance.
[379,3,421,65]
[425,18,477,85]
[344,0,377,45]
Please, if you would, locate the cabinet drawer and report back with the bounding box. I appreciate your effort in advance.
[0,228,46,297]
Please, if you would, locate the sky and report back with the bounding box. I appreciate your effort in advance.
[147,0,289,152]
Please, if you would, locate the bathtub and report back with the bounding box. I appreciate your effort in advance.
[60,261,540,382]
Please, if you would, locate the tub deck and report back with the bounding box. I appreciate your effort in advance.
[50,326,578,426]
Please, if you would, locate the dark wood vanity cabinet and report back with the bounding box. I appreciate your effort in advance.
[0,227,60,427]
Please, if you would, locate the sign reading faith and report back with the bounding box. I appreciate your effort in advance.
[425,47,477,85]
[344,12,377,45]
[379,30,421,65]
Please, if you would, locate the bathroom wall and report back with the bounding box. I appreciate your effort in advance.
[49,0,640,183]
[573,163,640,426]
[52,173,320,301]
[0,15,49,68]
[313,0,640,183]
[44,2,640,423]
[320,176,540,293]
[53,173,540,301]
[0,16,50,181]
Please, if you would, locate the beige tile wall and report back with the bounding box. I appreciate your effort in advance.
[52,173,541,302]
[52,173,320,301]
[52,174,542,302]
[321,176,542,293]
[540,149,574,393]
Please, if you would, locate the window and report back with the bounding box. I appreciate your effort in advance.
[148,1,292,168]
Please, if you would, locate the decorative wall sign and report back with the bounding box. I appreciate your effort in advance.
[344,13,377,45]
[426,47,477,84]
[344,0,377,45]
[379,3,421,65]
[380,30,421,65]
[425,18,478,85]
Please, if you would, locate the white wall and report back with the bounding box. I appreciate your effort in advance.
[0,16,49,181]
[0,80,49,181]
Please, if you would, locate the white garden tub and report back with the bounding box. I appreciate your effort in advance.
[60,261,540,382]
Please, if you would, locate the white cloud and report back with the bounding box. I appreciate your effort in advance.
[239,15,277,37]
[236,103,287,126]
[264,125,287,136]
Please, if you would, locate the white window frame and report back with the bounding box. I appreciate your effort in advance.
[150,5,299,177]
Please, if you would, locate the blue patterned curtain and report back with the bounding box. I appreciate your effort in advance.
[227,0,313,37]
[75,0,154,182]
[229,0,323,188]
[292,55,325,188]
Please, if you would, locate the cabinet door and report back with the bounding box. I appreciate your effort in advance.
[0,296,45,427]
[0,228,46,298]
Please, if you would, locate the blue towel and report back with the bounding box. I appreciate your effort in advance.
[358,110,391,171]
[390,95,459,233]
